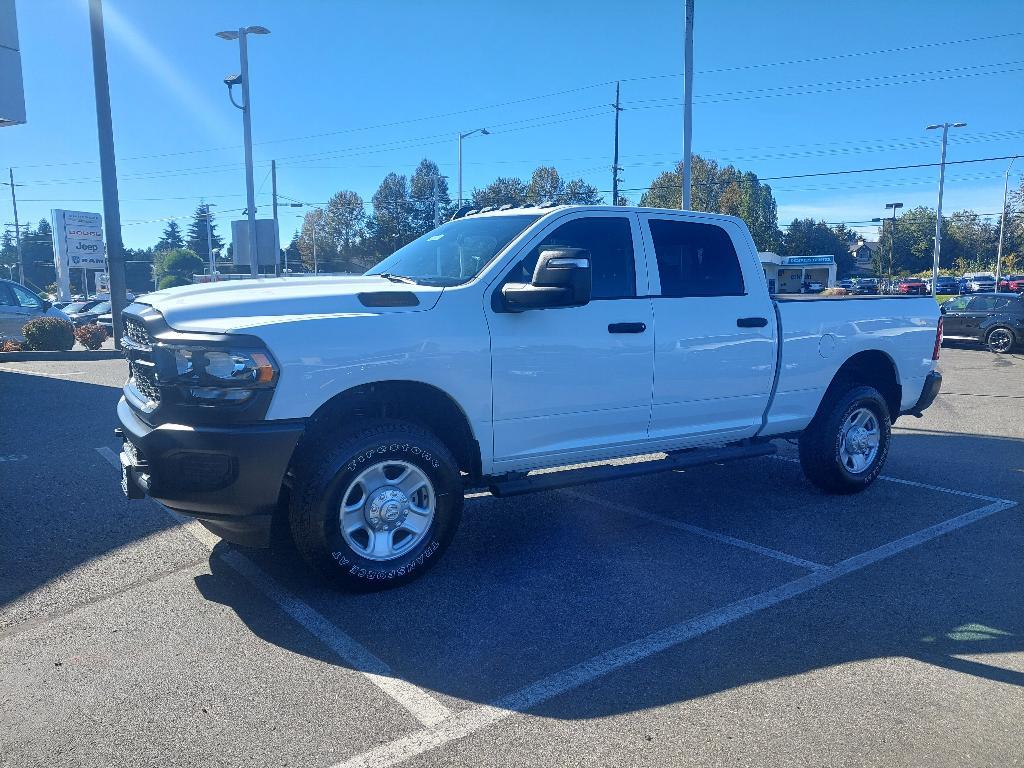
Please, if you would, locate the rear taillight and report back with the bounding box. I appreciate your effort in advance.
[932,317,943,361]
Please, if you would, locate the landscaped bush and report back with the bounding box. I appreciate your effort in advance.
[1,339,23,352]
[158,275,190,290]
[21,316,75,351]
[74,323,109,350]
[822,287,849,296]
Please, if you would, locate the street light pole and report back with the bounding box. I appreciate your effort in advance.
[885,202,903,285]
[7,169,24,284]
[926,121,966,297]
[457,128,489,208]
[204,203,216,278]
[217,25,270,278]
[995,156,1019,293]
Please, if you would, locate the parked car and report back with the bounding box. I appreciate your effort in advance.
[854,278,879,295]
[941,292,1024,353]
[801,281,825,294]
[963,273,996,293]
[116,204,942,589]
[837,279,855,291]
[64,300,111,327]
[0,278,72,342]
[996,274,1024,293]
[97,311,113,333]
[897,278,928,295]
[932,276,960,295]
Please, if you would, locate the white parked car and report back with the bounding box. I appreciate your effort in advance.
[0,278,73,342]
[116,206,942,589]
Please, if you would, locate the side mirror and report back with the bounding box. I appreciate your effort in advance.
[500,248,592,311]
[939,305,947,314]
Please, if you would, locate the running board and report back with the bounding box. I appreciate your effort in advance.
[487,442,778,497]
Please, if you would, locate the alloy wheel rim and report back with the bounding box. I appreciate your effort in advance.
[339,460,435,561]
[838,407,881,474]
[989,329,1012,353]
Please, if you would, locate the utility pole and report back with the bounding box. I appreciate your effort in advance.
[205,205,215,278]
[271,159,279,277]
[994,156,1019,293]
[611,82,622,206]
[239,31,258,276]
[88,0,128,348]
[681,0,694,210]
[6,169,24,283]
[885,202,902,284]
[433,174,440,227]
[926,121,966,297]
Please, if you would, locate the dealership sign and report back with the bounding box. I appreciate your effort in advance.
[51,209,106,300]
[781,256,834,266]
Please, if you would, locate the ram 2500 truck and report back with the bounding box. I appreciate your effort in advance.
[117,205,942,589]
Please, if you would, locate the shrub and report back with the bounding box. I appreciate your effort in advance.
[74,323,109,350]
[1,339,23,352]
[822,287,849,296]
[158,275,190,290]
[21,316,75,351]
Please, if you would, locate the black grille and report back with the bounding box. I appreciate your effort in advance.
[130,361,161,403]
[123,313,161,404]
[122,316,151,347]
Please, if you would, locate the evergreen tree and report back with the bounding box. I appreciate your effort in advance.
[472,177,528,209]
[186,203,224,262]
[409,159,451,235]
[366,172,414,260]
[155,220,184,252]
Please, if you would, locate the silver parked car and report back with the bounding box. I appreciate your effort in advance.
[0,278,71,342]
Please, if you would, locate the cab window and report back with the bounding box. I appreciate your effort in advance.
[648,219,745,297]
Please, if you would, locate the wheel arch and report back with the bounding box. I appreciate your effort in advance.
[297,380,482,480]
[815,349,902,422]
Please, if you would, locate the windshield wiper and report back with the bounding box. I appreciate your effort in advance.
[375,272,418,285]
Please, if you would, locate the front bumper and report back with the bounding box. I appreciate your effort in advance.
[117,397,304,547]
[903,371,942,417]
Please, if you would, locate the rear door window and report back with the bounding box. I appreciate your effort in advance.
[648,219,745,297]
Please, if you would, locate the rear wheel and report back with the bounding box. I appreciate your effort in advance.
[986,327,1015,354]
[799,385,891,494]
[289,420,463,590]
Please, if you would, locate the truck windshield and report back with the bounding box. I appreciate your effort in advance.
[365,215,540,286]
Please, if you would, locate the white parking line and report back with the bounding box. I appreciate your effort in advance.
[332,492,1017,768]
[94,446,452,728]
[564,489,828,571]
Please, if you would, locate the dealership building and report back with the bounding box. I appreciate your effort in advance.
[757,252,836,294]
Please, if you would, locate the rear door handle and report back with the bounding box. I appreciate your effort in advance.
[608,322,647,334]
[736,317,769,328]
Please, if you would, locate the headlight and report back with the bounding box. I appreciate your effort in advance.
[161,343,278,405]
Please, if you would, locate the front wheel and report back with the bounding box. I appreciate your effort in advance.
[799,385,891,495]
[986,327,1015,354]
[289,420,463,590]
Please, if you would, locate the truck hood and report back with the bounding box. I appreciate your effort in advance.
[136,276,443,334]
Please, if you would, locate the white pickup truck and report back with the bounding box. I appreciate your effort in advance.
[117,205,942,589]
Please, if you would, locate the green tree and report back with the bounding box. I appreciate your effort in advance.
[298,208,334,271]
[366,172,414,260]
[186,203,224,264]
[640,156,782,251]
[124,247,156,294]
[409,159,450,235]
[325,190,366,263]
[22,219,56,292]
[155,220,185,252]
[562,178,602,205]
[154,248,202,288]
[471,177,528,208]
[526,166,564,204]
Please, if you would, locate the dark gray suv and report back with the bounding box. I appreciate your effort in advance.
[0,279,70,342]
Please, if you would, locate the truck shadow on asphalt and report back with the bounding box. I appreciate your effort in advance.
[195,433,1024,720]
[0,370,187,627]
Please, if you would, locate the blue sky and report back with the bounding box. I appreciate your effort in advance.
[4,0,1024,249]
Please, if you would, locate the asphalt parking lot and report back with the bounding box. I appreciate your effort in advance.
[1,343,1022,768]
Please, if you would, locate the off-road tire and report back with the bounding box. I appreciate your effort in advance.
[798,384,891,495]
[289,419,463,590]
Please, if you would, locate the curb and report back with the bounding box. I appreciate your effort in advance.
[0,350,123,362]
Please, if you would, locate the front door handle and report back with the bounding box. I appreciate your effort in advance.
[737,317,769,328]
[608,322,647,334]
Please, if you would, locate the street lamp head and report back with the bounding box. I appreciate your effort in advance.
[886,202,904,210]
[215,30,239,40]
[952,122,967,128]
[871,218,883,223]
[244,25,271,35]
[223,73,242,87]
[480,128,490,136]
